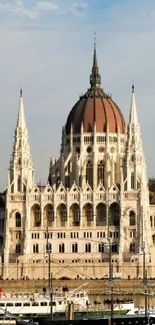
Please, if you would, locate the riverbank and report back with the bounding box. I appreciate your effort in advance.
[0,279,154,295]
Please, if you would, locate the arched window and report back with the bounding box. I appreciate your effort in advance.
[33,244,39,253]
[86,205,93,221]
[150,216,152,227]
[73,208,80,222]
[72,243,78,253]
[60,206,67,221]
[96,203,106,226]
[59,243,65,253]
[15,213,21,227]
[16,243,21,254]
[34,207,41,227]
[46,243,52,254]
[152,235,155,246]
[86,161,93,188]
[97,161,104,185]
[44,204,54,226]
[109,203,120,226]
[85,243,91,253]
[129,211,136,226]
[98,243,104,253]
[17,176,21,192]
[71,204,80,226]
[130,242,135,253]
[131,173,134,190]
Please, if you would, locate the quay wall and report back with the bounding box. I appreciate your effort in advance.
[0,279,153,295]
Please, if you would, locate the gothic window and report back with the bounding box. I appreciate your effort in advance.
[85,243,91,253]
[129,211,136,226]
[86,161,93,188]
[150,216,152,227]
[15,213,21,227]
[97,161,104,185]
[33,244,39,253]
[60,206,67,222]
[112,243,118,253]
[131,173,134,190]
[46,243,52,254]
[130,242,135,253]
[16,243,21,254]
[73,208,80,222]
[72,243,78,253]
[35,209,41,227]
[17,176,21,192]
[71,204,80,225]
[152,235,155,246]
[98,243,104,253]
[109,203,120,226]
[86,205,93,221]
[96,203,106,226]
[44,204,54,226]
[18,158,21,165]
[59,243,65,253]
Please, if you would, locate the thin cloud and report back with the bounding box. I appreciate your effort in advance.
[35,1,58,11]
[0,0,58,20]
[61,1,88,17]
[0,0,38,19]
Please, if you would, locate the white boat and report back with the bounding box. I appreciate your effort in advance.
[127,306,155,317]
[0,289,89,316]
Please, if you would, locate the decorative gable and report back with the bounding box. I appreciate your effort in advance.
[55,182,66,201]
[68,182,79,201]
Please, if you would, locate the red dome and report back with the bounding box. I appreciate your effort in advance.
[65,88,126,134]
[65,45,126,135]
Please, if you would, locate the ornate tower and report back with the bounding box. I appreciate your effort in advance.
[4,90,35,278]
[123,86,152,263]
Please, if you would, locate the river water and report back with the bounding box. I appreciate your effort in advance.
[89,294,155,308]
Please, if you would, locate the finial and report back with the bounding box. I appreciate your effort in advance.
[90,34,101,89]
[132,83,134,93]
[20,88,22,97]
[94,32,96,50]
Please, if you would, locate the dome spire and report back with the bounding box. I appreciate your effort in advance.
[90,33,101,89]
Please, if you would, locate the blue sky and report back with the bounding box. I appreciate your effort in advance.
[0,0,155,189]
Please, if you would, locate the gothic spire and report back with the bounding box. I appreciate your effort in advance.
[129,85,138,126]
[90,34,101,89]
[17,88,26,129]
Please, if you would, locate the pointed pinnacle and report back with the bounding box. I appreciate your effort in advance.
[90,35,101,89]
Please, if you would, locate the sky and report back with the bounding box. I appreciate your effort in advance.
[0,0,155,190]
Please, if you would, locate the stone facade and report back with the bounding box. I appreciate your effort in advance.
[2,46,155,280]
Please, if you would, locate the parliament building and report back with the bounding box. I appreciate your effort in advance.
[1,44,155,280]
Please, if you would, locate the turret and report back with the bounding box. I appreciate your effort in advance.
[7,89,35,194]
